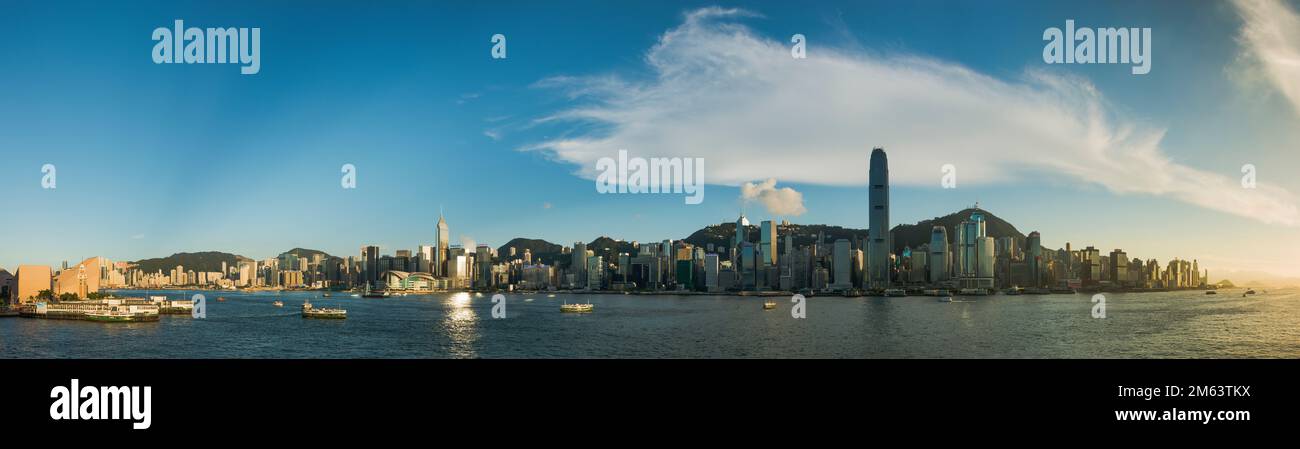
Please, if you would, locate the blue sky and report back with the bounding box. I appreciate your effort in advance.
[2,0,1298,280]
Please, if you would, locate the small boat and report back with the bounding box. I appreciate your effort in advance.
[1004,287,1023,295]
[301,300,346,319]
[322,293,332,297]
[939,296,954,303]
[1245,289,1257,295]
[763,299,777,310]
[547,294,556,298]
[216,297,226,302]
[272,300,284,307]
[1204,291,1217,295]
[560,302,593,313]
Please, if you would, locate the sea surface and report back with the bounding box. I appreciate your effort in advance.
[1,288,1297,358]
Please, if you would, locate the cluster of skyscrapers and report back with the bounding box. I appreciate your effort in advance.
[0,148,1212,303]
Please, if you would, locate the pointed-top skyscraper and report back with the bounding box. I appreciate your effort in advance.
[868,147,890,288]
[436,210,449,277]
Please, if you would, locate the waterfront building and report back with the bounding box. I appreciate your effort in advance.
[55,257,108,299]
[830,239,852,291]
[15,265,52,303]
[740,242,756,290]
[362,245,380,286]
[954,212,995,289]
[1109,249,1129,286]
[867,147,891,288]
[435,213,449,276]
[418,245,434,273]
[929,226,949,283]
[733,214,749,249]
[586,255,603,290]
[572,241,588,288]
[1081,246,1101,285]
[704,253,720,292]
[909,244,928,283]
[761,220,776,266]
[0,267,13,303]
[476,245,494,289]
[1026,231,1043,287]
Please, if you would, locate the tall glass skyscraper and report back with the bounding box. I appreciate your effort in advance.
[760,220,776,266]
[929,226,949,282]
[1026,231,1043,287]
[868,148,890,288]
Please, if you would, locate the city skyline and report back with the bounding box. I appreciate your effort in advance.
[2,1,1299,281]
[0,144,1233,299]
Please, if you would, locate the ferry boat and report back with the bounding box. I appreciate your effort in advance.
[1049,287,1077,294]
[84,307,159,323]
[884,289,907,297]
[272,300,284,307]
[560,302,594,313]
[959,288,990,296]
[1004,287,1023,295]
[922,289,950,297]
[301,300,347,319]
[763,299,777,310]
[361,284,390,299]
[939,296,954,303]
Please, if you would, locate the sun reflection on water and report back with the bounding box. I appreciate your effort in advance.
[442,292,479,357]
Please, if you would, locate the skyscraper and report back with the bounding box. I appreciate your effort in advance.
[572,241,588,288]
[760,220,776,266]
[1026,231,1043,287]
[867,147,890,288]
[362,245,379,286]
[418,245,434,273]
[733,214,749,249]
[929,226,949,283]
[831,238,852,291]
[435,213,449,276]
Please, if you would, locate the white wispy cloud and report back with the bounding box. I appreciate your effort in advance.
[741,178,806,216]
[1233,0,1300,117]
[523,7,1299,226]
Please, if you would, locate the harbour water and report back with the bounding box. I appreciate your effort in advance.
[1,288,1297,358]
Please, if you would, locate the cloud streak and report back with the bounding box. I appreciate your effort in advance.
[524,7,1299,226]
[1233,0,1300,117]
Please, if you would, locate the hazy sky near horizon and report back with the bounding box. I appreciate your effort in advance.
[1,0,1298,279]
